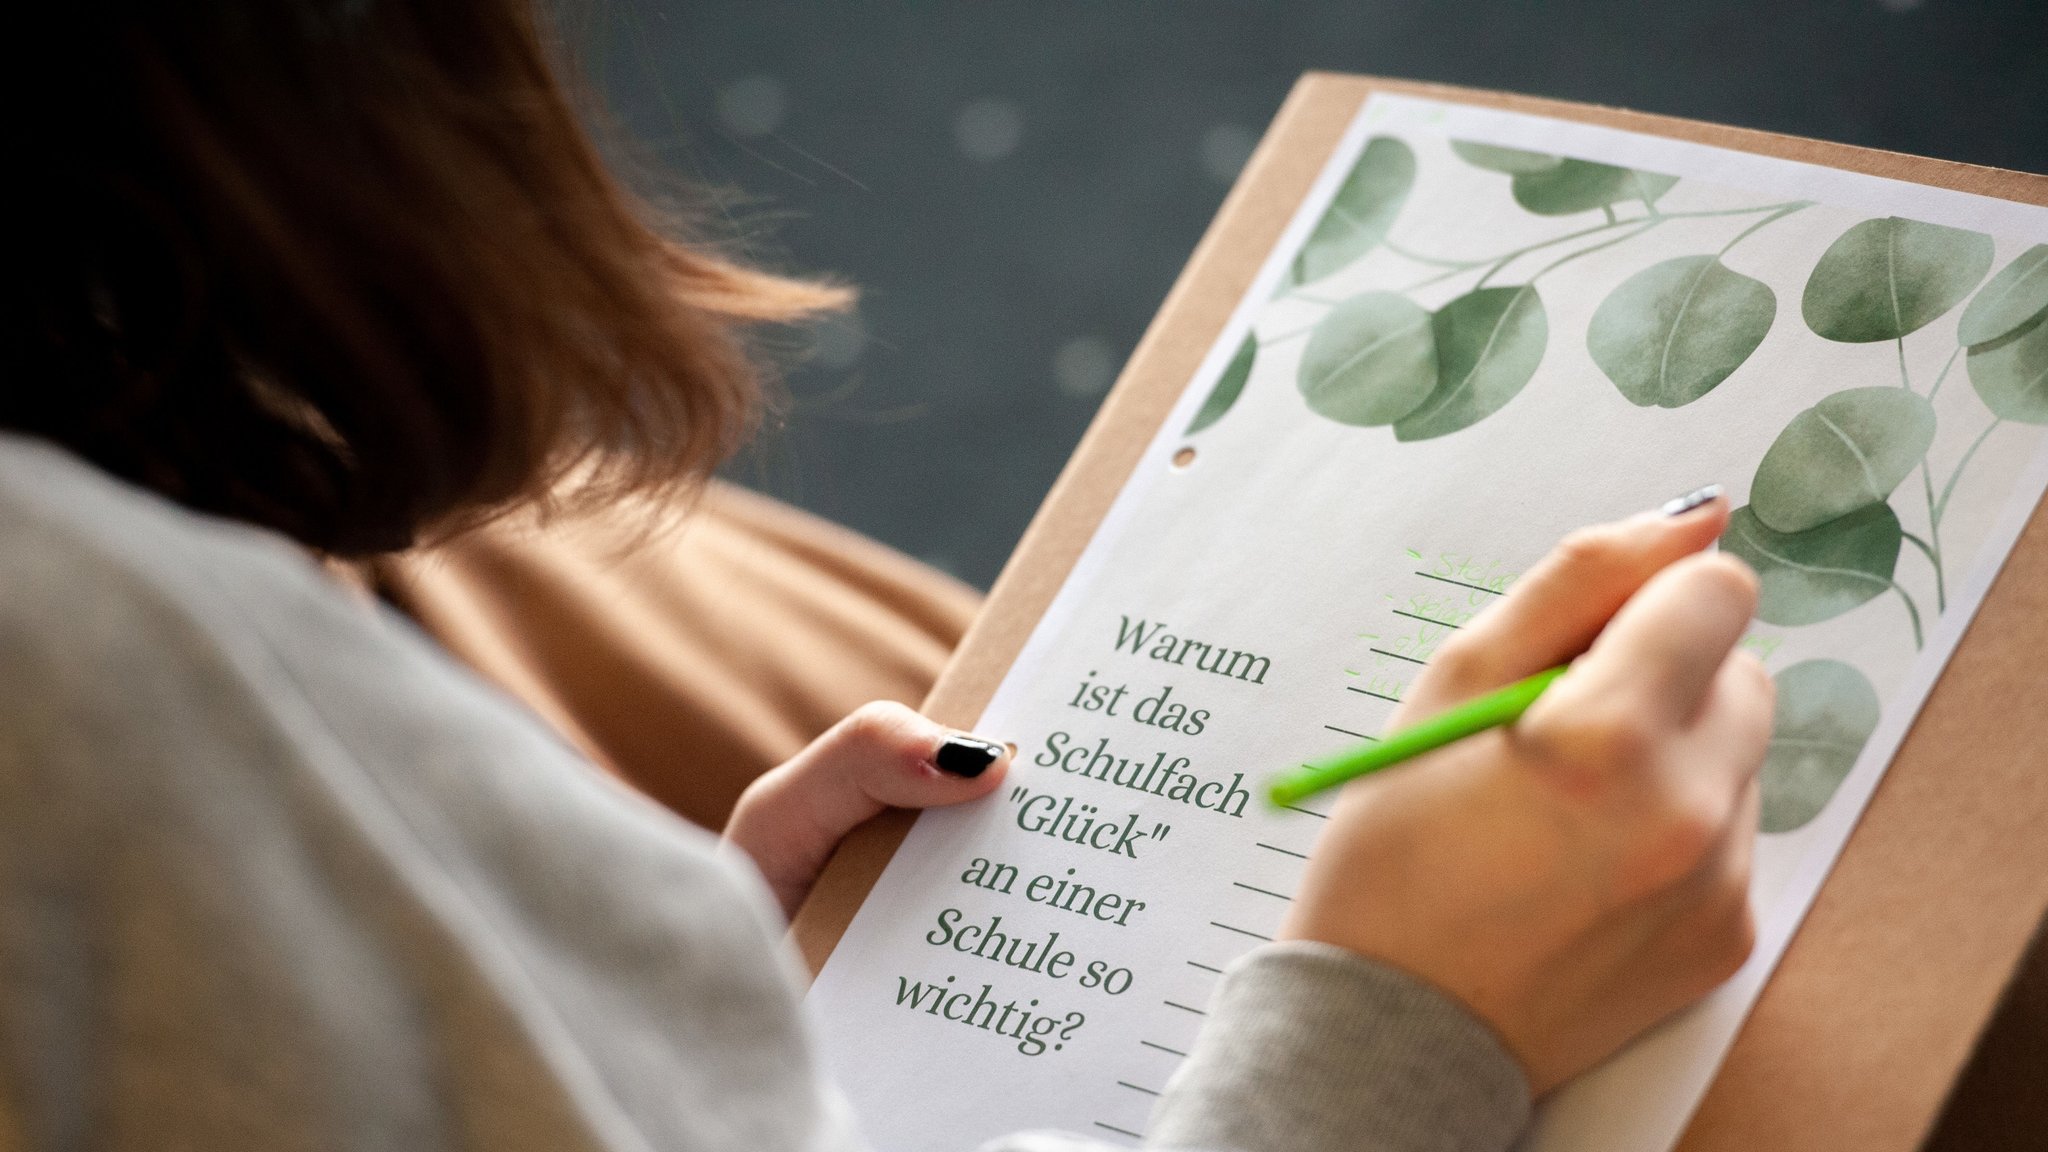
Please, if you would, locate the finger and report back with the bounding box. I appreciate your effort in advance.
[726,703,1012,915]
[1645,651,1774,840]
[777,702,1011,837]
[1680,651,1776,777]
[1653,775,1761,990]
[1561,553,1761,728]
[1662,764,1763,915]
[1405,490,1729,715]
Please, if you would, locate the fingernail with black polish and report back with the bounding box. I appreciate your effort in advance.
[1661,484,1724,517]
[936,735,1006,778]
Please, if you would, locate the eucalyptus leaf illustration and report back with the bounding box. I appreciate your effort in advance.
[1394,286,1548,441]
[1511,160,1678,217]
[1587,255,1776,408]
[1297,293,1437,426]
[1187,334,1257,433]
[1761,659,1881,834]
[1750,388,1936,533]
[1966,311,2048,423]
[1291,137,1416,285]
[1800,217,1995,343]
[1957,243,2048,348]
[1450,140,1562,175]
[1721,503,1902,626]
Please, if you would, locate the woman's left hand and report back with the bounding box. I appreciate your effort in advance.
[724,702,1012,917]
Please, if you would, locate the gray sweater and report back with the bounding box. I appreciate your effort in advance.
[0,433,1528,1152]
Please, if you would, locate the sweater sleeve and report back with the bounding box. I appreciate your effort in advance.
[1148,941,1528,1152]
[979,941,1528,1152]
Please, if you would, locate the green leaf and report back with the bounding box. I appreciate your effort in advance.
[1588,255,1777,408]
[1187,334,1257,433]
[1966,310,2048,423]
[1291,137,1416,285]
[1750,387,1937,533]
[1297,293,1437,426]
[1761,659,1881,834]
[1958,244,2048,348]
[1450,140,1562,175]
[1721,504,1902,627]
[1800,217,1995,343]
[1511,160,1678,217]
[1394,286,1548,441]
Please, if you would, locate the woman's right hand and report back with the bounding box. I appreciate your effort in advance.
[1281,495,1773,1095]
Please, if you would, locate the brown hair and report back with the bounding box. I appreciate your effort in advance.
[2,0,845,554]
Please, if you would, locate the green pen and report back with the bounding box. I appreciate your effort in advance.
[1268,483,1725,809]
[1267,664,1567,808]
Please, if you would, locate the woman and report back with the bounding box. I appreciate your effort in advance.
[0,2,1770,1150]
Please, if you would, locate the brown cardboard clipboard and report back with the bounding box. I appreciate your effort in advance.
[792,74,2048,1152]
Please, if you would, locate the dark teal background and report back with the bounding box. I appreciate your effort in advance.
[577,1,2048,589]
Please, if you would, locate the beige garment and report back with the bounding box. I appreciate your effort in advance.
[365,481,981,831]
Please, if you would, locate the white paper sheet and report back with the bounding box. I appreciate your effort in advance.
[808,94,2048,1152]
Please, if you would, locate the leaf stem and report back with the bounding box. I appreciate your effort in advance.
[1715,201,1814,258]
[1472,254,1510,290]
[1662,200,1813,221]
[1935,417,2004,527]
[1263,324,1316,347]
[1917,462,1947,613]
[1390,200,1804,294]
[1925,346,1962,403]
[1890,582,1926,650]
[1901,528,1946,613]
[1382,238,1479,270]
[1900,530,1938,568]
[1896,335,1912,392]
[1403,219,1626,291]
[1528,220,1664,283]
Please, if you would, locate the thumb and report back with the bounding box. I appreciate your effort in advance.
[748,701,1010,855]
[1401,486,1729,719]
[726,702,1011,917]
[783,701,1012,825]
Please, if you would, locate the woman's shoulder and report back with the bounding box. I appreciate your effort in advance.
[0,430,479,772]
[0,431,690,865]
[0,431,732,875]
[0,432,344,695]
[0,430,791,963]
[0,432,836,1148]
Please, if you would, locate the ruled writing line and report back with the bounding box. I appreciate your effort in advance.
[1210,921,1273,942]
[1415,571,1507,595]
[1232,881,1292,901]
[1391,608,1464,629]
